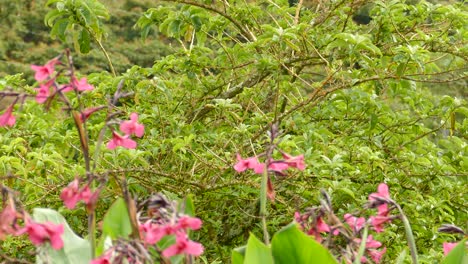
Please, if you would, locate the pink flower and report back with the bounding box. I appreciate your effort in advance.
[443,242,458,256]
[73,77,94,92]
[120,113,144,137]
[162,232,204,257]
[60,180,99,210]
[370,215,391,233]
[354,235,382,249]
[31,58,59,81]
[344,213,366,232]
[307,217,339,241]
[376,204,390,216]
[90,252,112,264]
[19,220,64,250]
[177,216,202,230]
[139,221,174,244]
[369,247,386,263]
[369,183,390,202]
[35,79,55,104]
[60,179,81,209]
[282,153,306,170]
[234,154,262,173]
[79,106,105,123]
[0,204,18,239]
[79,185,93,204]
[268,161,289,172]
[107,131,137,150]
[316,217,331,233]
[0,104,16,127]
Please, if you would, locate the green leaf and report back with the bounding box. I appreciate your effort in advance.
[441,239,467,264]
[50,18,69,42]
[78,29,91,53]
[102,198,132,240]
[231,246,246,264]
[33,208,91,264]
[271,223,337,264]
[184,195,195,216]
[244,233,274,264]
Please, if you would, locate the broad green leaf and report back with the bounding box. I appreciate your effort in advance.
[271,223,337,264]
[232,246,246,264]
[184,194,195,216]
[102,198,132,240]
[33,208,91,264]
[244,233,274,264]
[441,239,467,264]
[78,29,91,54]
[50,18,69,42]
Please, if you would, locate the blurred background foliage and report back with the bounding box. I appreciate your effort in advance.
[0,0,467,263]
[0,0,171,79]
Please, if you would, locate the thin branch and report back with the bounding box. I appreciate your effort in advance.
[161,0,254,42]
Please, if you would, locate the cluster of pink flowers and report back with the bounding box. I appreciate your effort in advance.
[91,215,203,263]
[1,58,96,128]
[60,178,99,210]
[0,204,64,250]
[353,235,387,263]
[368,183,393,233]
[107,113,145,150]
[31,58,95,104]
[234,152,305,174]
[294,184,392,263]
[139,215,203,257]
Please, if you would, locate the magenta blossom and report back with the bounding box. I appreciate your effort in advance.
[162,231,204,258]
[0,104,16,127]
[19,220,64,250]
[0,204,18,239]
[73,77,94,92]
[139,221,175,244]
[79,106,105,123]
[177,216,202,230]
[234,154,263,173]
[60,179,81,209]
[354,236,386,263]
[368,247,386,263]
[120,113,144,137]
[443,242,458,256]
[369,183,390,202]
[369,215,391,233]
[107,131,137,150]
[282,153,306,170]
[268,161,289,172]
[60,179,99,209]
[35,79,55,104]
[344,213,365,233]
[31,58,59,81]
[90,252,112,264]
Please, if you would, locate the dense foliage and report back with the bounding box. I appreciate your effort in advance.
[0,0,467,263]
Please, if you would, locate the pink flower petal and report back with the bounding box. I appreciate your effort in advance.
[443,242,458,256]
[60,179,81,209]
[0,104,16,127]
[119,113,145,138]
[369,183,390,201]
[107,131,137,150]
[177,216,202,230]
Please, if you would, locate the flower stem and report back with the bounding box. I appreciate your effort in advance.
[95,38,116,77]
[259,164,270,244]
[354,225,368,264]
